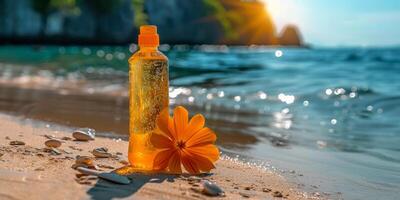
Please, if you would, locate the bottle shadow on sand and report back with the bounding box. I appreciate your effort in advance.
[87,172,177,200]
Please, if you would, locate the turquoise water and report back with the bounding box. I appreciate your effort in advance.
[0,45,400,199]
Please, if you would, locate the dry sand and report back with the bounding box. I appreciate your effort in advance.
[0,114,319,200]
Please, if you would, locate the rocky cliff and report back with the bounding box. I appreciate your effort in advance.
[278,25,303,46]
[0,0,303,45]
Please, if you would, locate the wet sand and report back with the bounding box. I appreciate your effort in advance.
[0,85,261,150]
[0,114,318,200]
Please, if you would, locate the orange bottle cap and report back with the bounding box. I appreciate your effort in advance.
[138,25,159,46]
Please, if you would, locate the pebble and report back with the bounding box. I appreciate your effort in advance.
[272,191,283,197]
[61,136,72,141]
[0,153,3,157]
[44,135,55,139]
[98,164,115,169]
[119,159,129,165]
[34,167,45,171]
[9,140,25,145]
[45,139,62,148]
[44,147,62,155]
[5,136,10,140]
[201,180,225,197]
[75,155,94,166]
[262,188,272,193]
[69,146,83,151]
[72,128,95,141]
[91,147,112,158]
[239,192,251,198]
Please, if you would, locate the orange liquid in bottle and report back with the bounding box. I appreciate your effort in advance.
[128,25,168,170]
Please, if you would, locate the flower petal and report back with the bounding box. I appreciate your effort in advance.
[168,151,182,174]
[156,108,174,139]
[153,149,175,171]
[150,133,173,149]
[186,144,220,162]
[181,152,200,174]
[173,106,189,140]
[186,127,217,147]
[182,114,205,142]
[168,115,177,140]
[184,150,215,172]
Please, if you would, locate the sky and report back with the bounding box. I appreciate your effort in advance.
[262,0,400,47]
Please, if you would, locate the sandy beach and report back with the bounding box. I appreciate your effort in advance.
[0,113,319,200]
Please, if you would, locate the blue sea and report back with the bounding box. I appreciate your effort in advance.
[0,45,399,199]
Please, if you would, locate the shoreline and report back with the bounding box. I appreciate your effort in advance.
[0,113,319,200]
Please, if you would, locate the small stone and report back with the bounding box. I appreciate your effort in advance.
[188,176,202,182]
[0,153,3,157]
[76,173,88,178]
[98,164,115,169]
[44,135,55,139]
[201,180,225,197]
[119,160,129,165]
[44,147,62,155]
[192,183,200,187]
[244,186,252,190]
[69,146,82,151]
[72,128,95,141]
[9,141,25,145]
[76,155,94,166]
[45,139,62,148]
[34,167,45,171]
[5,136,10,140]
[262,188,272,193]
[91,147,112,158]
[61,136,72,141]
[239,192,251,198]
[64,156,74,160]
[272,191,283,198]
[116,152,123,155]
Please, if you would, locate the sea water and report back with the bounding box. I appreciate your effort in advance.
[0,45,399,199]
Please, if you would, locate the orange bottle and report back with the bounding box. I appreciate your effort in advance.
[128,25,169,170]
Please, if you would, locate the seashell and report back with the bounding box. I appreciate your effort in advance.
[9,140,25,145]
[45,139,62,148]
[76,167,131,185]
[201,180,225,197]
[72,128,95,141]
[91,147,112,158]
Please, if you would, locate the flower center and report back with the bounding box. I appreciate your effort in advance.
[176,140,186,149]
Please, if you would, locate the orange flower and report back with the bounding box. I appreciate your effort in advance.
[150,106,219,174]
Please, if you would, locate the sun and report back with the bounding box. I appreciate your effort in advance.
[261,0,304,31]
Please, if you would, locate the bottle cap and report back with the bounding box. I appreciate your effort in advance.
[138,25,159,47]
